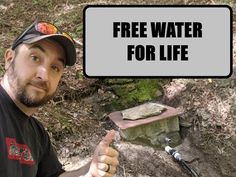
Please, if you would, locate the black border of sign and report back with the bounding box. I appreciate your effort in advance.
[83,5,233,78]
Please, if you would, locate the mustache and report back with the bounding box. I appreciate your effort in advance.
[28,80,49,91]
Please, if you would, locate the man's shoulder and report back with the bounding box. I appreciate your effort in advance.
[29,117,48,137]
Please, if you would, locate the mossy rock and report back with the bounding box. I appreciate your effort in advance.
[105,79,134,85]
[108,79,162,110]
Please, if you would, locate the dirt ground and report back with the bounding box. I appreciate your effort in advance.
[0,0,235,177]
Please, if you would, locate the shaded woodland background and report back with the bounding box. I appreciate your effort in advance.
[0,0,235,176]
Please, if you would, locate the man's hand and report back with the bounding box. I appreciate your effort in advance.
[87,130,119,177]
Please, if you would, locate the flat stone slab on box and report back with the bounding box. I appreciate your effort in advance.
[109,103,181,147]
[121,102,166,120]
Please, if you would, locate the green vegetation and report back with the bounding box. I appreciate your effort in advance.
[42,107,74,138]
[32,0,54,8]
[53,7,84,38]
[76,70,85,80]
[214,0,233,4]
[75,24,83,38]
[0,47,4,76]
[0,47,4,59]
[109,79,162,110]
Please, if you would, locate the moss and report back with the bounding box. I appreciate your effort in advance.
[110,79,161,110]
[75,24,83,38]
[76,70,85,80]
[135,79,159,102]
[105,79,134,85]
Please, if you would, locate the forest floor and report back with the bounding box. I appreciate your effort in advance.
[0,0,235,176]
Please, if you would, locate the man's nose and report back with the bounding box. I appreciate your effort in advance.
[36,66,49,81]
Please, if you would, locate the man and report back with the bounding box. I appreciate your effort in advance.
[0,20,119,177]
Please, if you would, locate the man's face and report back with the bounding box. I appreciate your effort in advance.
[6,39,65,107]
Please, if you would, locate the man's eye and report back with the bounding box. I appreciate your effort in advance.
[51,65,60,72]
[31,55,40,62]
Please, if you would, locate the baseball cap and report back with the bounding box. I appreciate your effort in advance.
[11,20,76,66]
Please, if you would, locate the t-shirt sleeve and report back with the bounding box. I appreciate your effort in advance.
[32,118,65,177]
[36,132,65,177]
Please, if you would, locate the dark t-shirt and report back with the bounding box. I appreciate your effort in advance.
[0,85,65,177]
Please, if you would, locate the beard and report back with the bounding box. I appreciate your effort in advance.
[16,85,55,107]
[7,60,56,108]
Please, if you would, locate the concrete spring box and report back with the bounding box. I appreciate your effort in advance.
[109,103,181,147]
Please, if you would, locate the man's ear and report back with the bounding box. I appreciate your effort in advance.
[4,48,14,70]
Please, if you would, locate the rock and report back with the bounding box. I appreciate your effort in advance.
[121,102,166,120]
[108,79,162,110]
[105,79,134,85]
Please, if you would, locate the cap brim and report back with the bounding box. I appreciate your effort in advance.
[23,34,76,66]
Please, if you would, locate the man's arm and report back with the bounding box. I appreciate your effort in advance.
[59,130,119,177]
